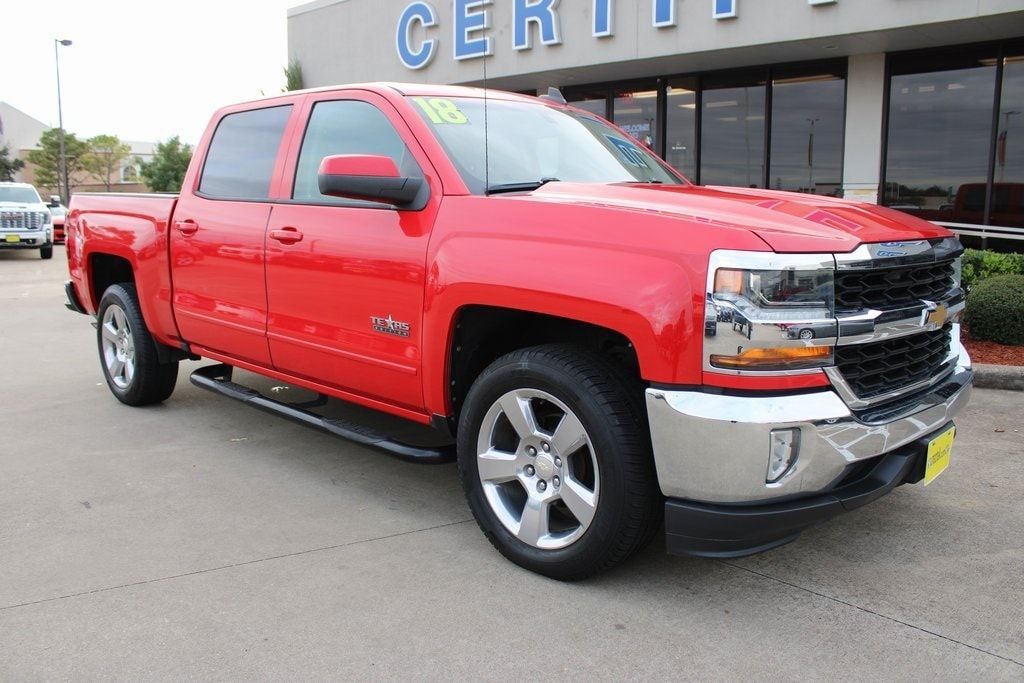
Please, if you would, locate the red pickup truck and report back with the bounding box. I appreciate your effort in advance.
[64,84,972,579]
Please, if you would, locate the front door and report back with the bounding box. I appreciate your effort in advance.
[171,104,294,365]
[264,95,440,411]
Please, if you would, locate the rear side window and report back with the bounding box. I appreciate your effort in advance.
[199,105,292,199]
[293,100,422,204]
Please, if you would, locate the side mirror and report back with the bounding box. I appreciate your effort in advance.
[317,155,423,207]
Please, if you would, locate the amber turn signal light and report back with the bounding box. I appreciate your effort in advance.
[710,345,832,370]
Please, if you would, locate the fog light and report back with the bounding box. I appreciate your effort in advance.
[767,428,800,483]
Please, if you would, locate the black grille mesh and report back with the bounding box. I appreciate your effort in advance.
[835,261,954,312]
[835,325,952,400]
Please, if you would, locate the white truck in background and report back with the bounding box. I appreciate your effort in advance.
[0,182,54,259]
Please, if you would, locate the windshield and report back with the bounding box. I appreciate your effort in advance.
[407,96,685,194]
[0,186,42,204]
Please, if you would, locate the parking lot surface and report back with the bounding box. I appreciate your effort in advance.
[2,248,1022,679]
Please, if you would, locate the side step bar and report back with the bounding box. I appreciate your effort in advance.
[190,364,455,464]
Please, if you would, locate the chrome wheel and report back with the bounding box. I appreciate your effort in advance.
[799,329,815,340]
[476,388,599,550]
[101,304,135,390]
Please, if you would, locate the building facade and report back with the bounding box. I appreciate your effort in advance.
[288,0,1024,248]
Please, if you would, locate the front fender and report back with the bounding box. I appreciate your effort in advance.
[422,203,713,416]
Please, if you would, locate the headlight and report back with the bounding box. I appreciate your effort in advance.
[41,211,51,225]
[951,256,962,290]
[706,252,837,373]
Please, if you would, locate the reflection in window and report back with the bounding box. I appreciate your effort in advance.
[883,58,996,224]
[566,89,608,119]
[701,82,765,188]
[770,73,844,195]
[612,88,659,151]
[665,79,697,180]
[994,55,1024,228]
[294,100,421,204]
[199,106,293,199]
[569,98,607,118]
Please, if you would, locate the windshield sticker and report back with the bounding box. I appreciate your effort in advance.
[412,97,468,124]
[604,135,650,169]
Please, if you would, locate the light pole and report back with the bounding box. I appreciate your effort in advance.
[1000,110,1020,182]
[54,38,72,204]
[806,117,819,194]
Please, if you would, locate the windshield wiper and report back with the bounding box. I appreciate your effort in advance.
[486,177,560,195]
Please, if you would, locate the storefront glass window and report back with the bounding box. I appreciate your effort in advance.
[700,78,765,188]
[612,88,659,151]
[770,71,845,195]
[883,53,996,224]
[665,78,697,180]
[569,97,607,118]
[994,54,1024,228]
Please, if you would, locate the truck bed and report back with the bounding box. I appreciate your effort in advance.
[66,192,181,348]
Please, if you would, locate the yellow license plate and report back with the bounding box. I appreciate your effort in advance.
[924,426,955,485]
[4,234,20,243]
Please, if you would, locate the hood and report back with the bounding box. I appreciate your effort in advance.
[0,202,47,213]
[522,182,950,253]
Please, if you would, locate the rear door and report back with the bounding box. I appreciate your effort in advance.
[171,104,294,365]
[264,91,442,412]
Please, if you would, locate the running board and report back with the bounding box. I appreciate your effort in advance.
[189,364,455,464]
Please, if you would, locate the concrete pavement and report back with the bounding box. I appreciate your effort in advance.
[1,247,1022,679]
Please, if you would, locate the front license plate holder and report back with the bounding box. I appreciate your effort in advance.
[924,426,955,485]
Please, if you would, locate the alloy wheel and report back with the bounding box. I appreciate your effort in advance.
[476,388,600,550]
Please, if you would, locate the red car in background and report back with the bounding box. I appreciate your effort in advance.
[47,196,67,244]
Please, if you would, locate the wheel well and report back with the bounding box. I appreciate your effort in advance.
[448,306,641,420]
[89,253,134,306]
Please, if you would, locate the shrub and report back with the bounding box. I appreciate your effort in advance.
[964,274,1024,346]
[961,248,1024,291]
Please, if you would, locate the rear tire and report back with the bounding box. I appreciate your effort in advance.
[97,283,178,406]
[457,344,662,580]
[40,245,53,260]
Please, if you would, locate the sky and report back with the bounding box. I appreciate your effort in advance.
[1,0,301,146]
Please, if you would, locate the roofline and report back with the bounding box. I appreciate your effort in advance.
[287,0,349,19]
[213,82,547,112]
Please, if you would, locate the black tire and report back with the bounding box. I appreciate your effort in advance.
[40,245,53,259]
[96,283,178,406]
[457,344,662,580]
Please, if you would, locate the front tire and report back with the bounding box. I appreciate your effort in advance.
[97,283,178,406]
[40,245,53,260]
[457,345,661,580]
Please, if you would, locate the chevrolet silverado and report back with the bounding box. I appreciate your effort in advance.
[64,84,972,579]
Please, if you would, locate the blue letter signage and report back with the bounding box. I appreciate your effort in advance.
[395,1,438,69]
[453,0,493,60]
[593,0,613,37]
[513,0,562,50]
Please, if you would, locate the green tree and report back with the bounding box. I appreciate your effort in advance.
[139,136,193,192]
[0,145,25,181]
[26,128,90,195]
[284,59,304,92]
[84,134,132,191]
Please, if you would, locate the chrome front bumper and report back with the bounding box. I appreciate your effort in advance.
[0,230,51,248]
[646,353,972,504]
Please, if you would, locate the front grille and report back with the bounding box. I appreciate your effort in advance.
[835,261,954,312]
[0,211,44,231]
[835,325,952,400]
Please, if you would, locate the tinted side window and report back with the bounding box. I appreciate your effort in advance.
[199,105,292,199]
[293,100,423,204]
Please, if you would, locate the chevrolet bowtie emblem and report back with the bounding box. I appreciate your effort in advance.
[920,301,948,328]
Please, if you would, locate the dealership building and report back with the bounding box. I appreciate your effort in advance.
[289,0,1024,247]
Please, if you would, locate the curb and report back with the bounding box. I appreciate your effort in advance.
[972,363,1024,391]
